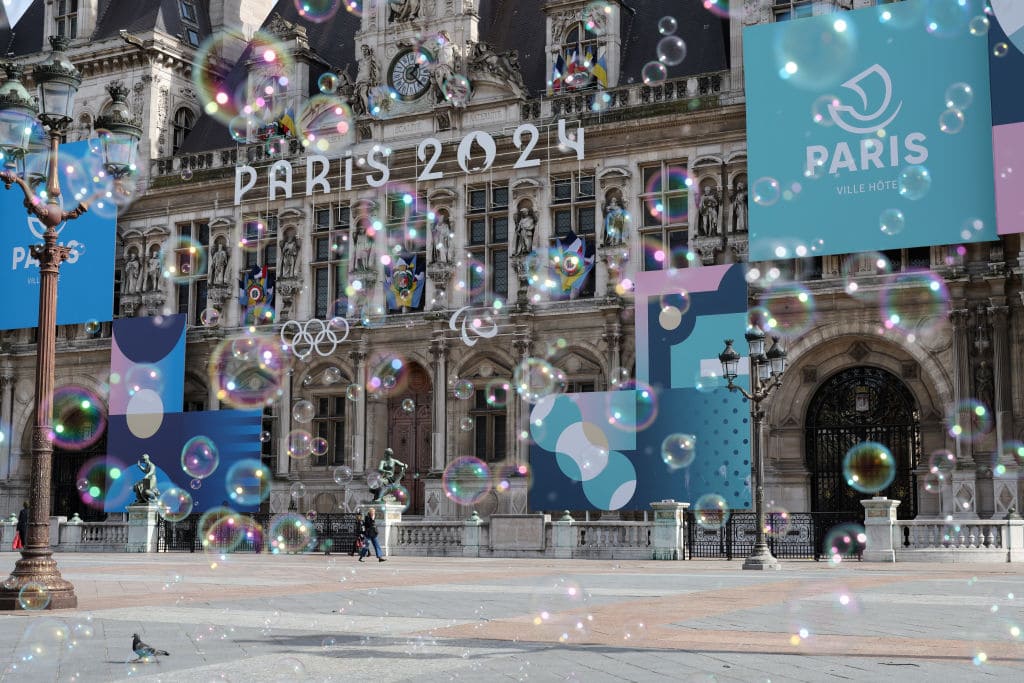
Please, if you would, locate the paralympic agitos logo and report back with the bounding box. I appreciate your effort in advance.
[806,64,928,176]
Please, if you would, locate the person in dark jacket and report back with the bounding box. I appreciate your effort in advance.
[16,501,28,547]
[358,507,386,562]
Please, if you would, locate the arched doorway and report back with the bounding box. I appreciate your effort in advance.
[805,366,919,518]
[386,362,431,516]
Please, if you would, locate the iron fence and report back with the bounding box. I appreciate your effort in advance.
[158,512,361,554]
[685,511,864,561]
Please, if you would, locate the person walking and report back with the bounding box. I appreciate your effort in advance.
[358,507,386,562]
[14,501,28,550]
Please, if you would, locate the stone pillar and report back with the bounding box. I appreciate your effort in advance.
[650,499,690,560]
[511,320,533,466]
[59,513,83,549]
[551,510,575,559]
[276,368,293,477]
[359,501,402,558]
[48,515,66,547]
[949,308,973,459]
[429,328,449,473]
[1,516,15,549]
[0,369,13,480]
[126,504,160,552]
[463,510,483,557]
[602,308,623,388]
[350,343,368,473]
[861,497,899,562]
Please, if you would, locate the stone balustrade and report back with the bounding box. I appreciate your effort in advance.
[893,518,1023,562]
[393,520,464,557]
[63,521,130,552]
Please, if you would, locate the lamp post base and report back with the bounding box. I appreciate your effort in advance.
[742,545,780,571]
[0,555,78,610]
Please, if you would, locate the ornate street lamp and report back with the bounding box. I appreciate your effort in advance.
[0,37,140,611]
[719,330,788,571]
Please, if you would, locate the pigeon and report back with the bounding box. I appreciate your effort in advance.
[132,633,170,661]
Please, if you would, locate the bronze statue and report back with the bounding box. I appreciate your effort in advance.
[370,448,407,501]
[132,454,159,505]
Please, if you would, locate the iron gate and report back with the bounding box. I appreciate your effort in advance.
[158,512,361,554]
[806,366,920,519]
[685,511,864,560]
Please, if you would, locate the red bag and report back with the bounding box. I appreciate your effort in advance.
[11,532,23,550]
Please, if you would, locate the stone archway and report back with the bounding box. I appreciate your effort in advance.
[805,366,920,518]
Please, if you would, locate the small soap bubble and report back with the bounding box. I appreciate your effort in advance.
[661,433,697,469]
[879,208,905,236]
[897,165,931,200]
[657,36,686,66]
[939,108,965,134]
[658,16,678,35]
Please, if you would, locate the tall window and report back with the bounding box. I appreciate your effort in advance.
[242,212,279,270]
[172,108,194,155]
[639,162,690,271]
[313,203,350,319]
[550,172,596,297]
[261,404,277,475]
[561,23,599,64]
[174,221,210,326]
[179,0,197,23]
[55,0,78,39]
[467,183,509,305]
[385,191,427,313]
[471,388,507,463]
[312,395,346,467]
[179,1,200,46]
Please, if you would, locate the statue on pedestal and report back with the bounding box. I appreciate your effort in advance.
[281,231,300,279]
[513,207,537,257]
[430,209,453,265]
[370,447,407,502]
[124,249,142,294]
[132,454,159,505]
[210,241,230,286]
[602,195,627,247]
[145,247,163,292]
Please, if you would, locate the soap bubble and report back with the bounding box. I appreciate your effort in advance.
[968,15,989,36]
[317,71,341,93]
[225,459,272,507]
[513,357,560,403]
[401,397,416,413]
[897,165,932,200]
[289,482,307,499]
[939,108,965,134]
[842,442,896,494]
[944,82,973,110]
[752,177,781,206]
[269,512,316,554]
[657,36,686,66]
[641,61,668,85]
[311,437,329,457]
[459,417,475,432]
[661,433,697,469]
[658,16,677,35]
[823,522,866,564]
[693,493,730,530]
[452,379,474,400]
[443,457,492,506]
[181,435,219,479]
[17,583,51,611]
[286,429,313,458]
[157,487,194,522]
[292,399,316,423]
[345,383,364,401]
[332,465,354,485]
[879,208,905,236]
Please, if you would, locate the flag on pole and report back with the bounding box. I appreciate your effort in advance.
[278,107,297,137]
[592,54,609,88]
[550,53,567,93]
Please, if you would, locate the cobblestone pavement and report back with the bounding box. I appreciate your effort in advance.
[0,553,1021,682]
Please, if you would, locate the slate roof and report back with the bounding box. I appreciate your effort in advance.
[6,0,213,56]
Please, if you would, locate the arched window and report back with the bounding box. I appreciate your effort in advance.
[172,108,195,155]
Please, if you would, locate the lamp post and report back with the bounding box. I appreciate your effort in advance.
[0,37,140,611]
[718,326,788,571]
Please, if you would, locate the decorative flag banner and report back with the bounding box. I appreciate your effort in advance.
[104,315,263,514]
[743,0,996,260]
[0,140,116,331]
[239,264,275,325]
[529,264,751,512]
[549,230,595,299]
[989,1,1024,234]
[385,253,425,311]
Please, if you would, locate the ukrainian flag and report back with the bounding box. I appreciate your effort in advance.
[279,108,297,137]
[592,54,609,88]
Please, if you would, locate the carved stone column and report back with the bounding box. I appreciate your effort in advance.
[349,342,368,473]
[0,369,13,480]
[426,263,454,311]
[511,319,534,466]
[988,305,1011,416]
[949,308,973,462]
[601,309,624,385]
[429,329,449,473]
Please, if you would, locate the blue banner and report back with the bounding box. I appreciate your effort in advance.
[744,0,996,260]
[0,141,116,330]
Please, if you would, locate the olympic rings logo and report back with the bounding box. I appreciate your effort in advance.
[280,318,350,359]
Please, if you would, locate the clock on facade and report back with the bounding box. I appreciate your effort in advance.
[388,49,433,101]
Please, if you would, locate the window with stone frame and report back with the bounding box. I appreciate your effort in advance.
[772,0,814,21]
[179,0,201,48]
[242,212,279,270]
[466,183,510,305]
[639,162,691,271]
[385,190,428,312]
[313,203,351,319]
[174,220,210,326]
[550,172,596,298]
[55,0,78,39]
[172,108,195,155]
[312,394,346,467]
[470,387,507,463]
[559,21,600,87]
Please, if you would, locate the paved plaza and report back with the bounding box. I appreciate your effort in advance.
[0,554,1021,682]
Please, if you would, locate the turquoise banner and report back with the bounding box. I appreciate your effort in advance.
[744,0,996,260]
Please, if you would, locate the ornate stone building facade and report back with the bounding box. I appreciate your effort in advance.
[0,0,1018,523]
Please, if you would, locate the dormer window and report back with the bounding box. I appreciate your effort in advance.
[56,0,78,39]
[180,1,197,23]
[561,23,599,66]
[179,1,200,47]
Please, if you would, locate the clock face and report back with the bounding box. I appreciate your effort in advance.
[388,49,432,101]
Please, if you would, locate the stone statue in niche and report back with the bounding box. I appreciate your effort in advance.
[280,230,300,279]
[124,248,142,294]
[352,45,379,116]
[145,246,163,292]
[975,359,994,414]
[513,206,537,257]
[429,31,463,105]
[698,186,720,237]
[210,240,230,286]
[731,179,748,233]
[602,194,627,247]
[388,0,420,23]
[353,218,374,271]
[430,209,453,265]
